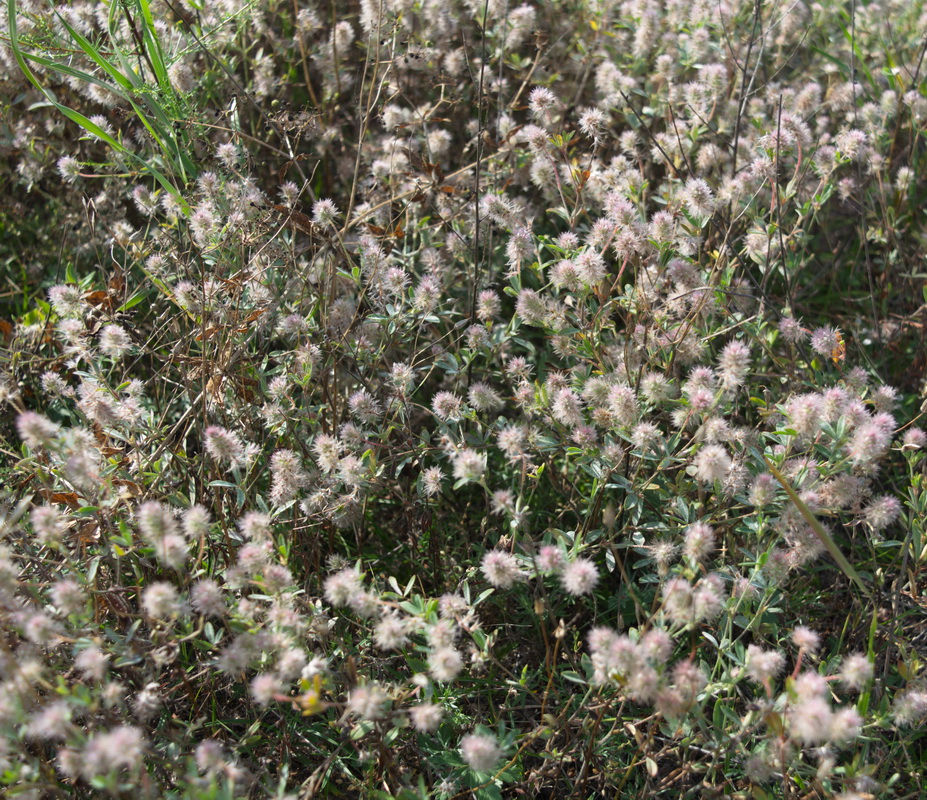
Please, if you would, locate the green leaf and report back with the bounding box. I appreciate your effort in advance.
[118,290,149,311]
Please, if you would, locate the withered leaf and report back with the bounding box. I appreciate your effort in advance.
[271,204,315,235]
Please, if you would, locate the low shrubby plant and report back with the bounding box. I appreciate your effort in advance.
[1,0,927,797]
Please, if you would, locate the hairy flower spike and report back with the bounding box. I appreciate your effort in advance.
[481,550,523,588]
[204,427,247,469]
[683,522,715,562]
[745,645,785,684]
[17,412,61,449]
[693,444,732,483]
[560,558,599,596]
[682,178,715,217]
[460,732,502,773]
[311,198,339,227]
[810,326,841,356]
[528,87,558,123]
[718,340,750,388]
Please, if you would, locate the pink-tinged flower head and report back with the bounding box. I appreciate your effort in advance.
[682,177,715,217]
[81,726,145,779]
[863,495,901,531]
[312,433,341,472]
[793,670,828,700]
[51,579,85,615]
[142,582,183,619]
[786,393,825,437]
[528,87,558,121]
[323,568,363,608]
[587,626,619,656]
[809,325,841,356]
[48,284,83,316]
[778,316,806,343]
[829,706,862,744]
[749,473,777,506]
[348,389,380,422]
[410,702,443,732]
[574,249,607,287]
[641,372,674,402]
[31,506,67,545]
[871,384,898,412]
[506,226,533,267]
[550,258,582,292]
[195,740,227,773]
[578,107,607,141]
[693,574,725,621]
[468,382,503,412]
[311,198,339,227]
[838,653,873,691]
[571,425,599,448]
[552,387,584,427]
[99,324,132,357]
[251,673,282,706]
[429,646,464,682]
[452,449,486,483]
[791,626,821,654]
[347,684,388,720]
[183,505,212,539]
[662,577,695,624]
[137,501,179,544]
[640,628,673,663]
[204,426,246,467]
[693,444,732,483]
[17,412,61,449]
[847,421,891,465]
[374,613,409,651]
[421,466,444,497]
[718,340,750,388]
[191,579,225,618]
[683,522,715,562]
[745,645,785,684]
[481,550,524,589]
[133,683,162,721]
[432,391,464,420]
[476,290,501,321]
[515,288,547,325]
[790,696,833,745]
[480,193,516,226]
[26,702,73,741]
[893,690,927,727]
[560,558,599,596]
[57,155,81,183]
[460,732,502,773]
[673,660,707,699]
[903,427,927,449]
[607,384,639,426]
[631,422,662,451]
[537,545,565,572]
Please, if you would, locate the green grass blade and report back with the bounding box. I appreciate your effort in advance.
[137,0,171,91]
[16,50,118,95]
[8,0,185,208]
[57,2,190,180]
[54,12,137,92]
[11,0,194,192]
[764,456,871,598]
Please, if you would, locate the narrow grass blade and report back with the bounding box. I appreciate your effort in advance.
[8,0,188,209]
[54,12,137,92]
[765,455,871,598]
[137,0,171,91]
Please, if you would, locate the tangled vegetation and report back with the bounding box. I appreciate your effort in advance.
[1,0,927,797]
